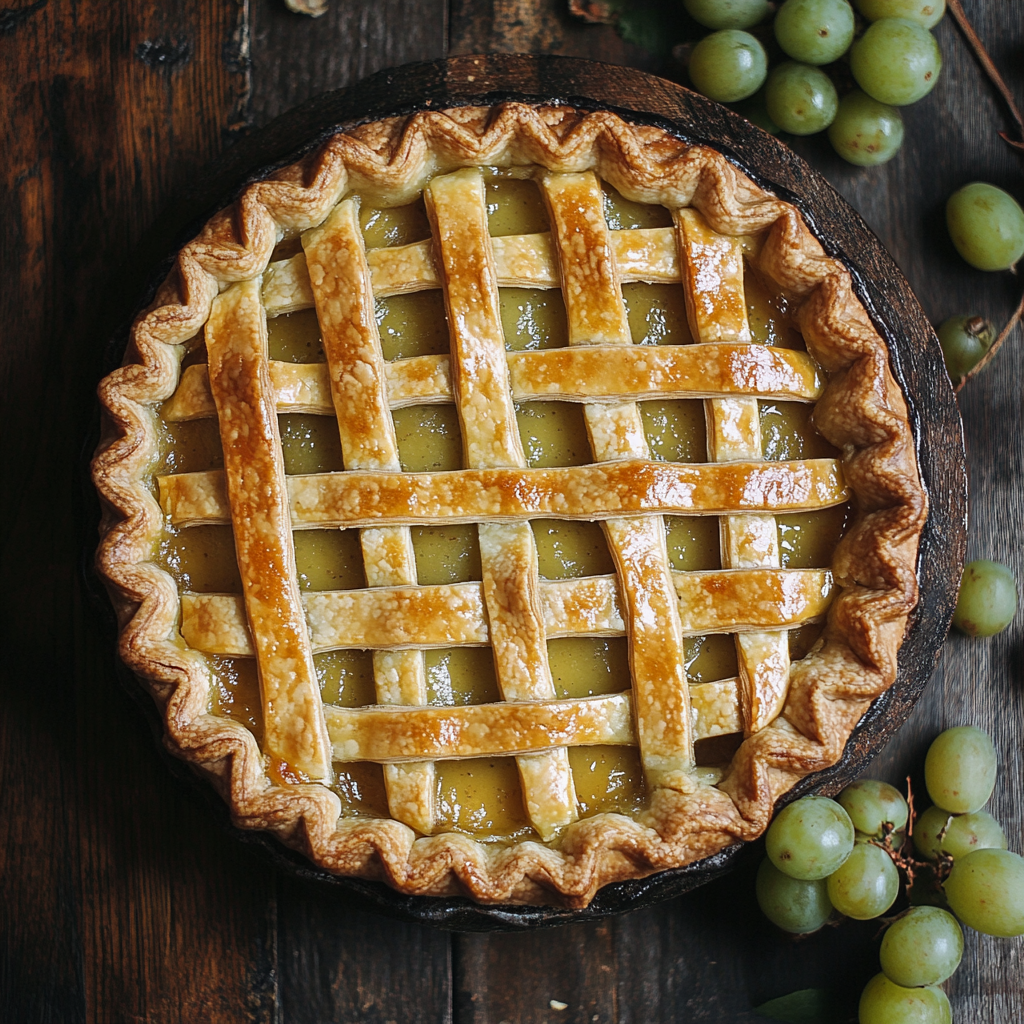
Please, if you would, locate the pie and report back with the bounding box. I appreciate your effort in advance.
[92,103,927,907]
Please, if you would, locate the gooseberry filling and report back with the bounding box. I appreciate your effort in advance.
[153,170,847,839]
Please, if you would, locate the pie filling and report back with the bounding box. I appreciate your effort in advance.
[152,169,847,843]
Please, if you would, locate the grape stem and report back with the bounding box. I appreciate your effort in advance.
[955,288,1024,392]
[905,774,915,838]
[946,0,1024,154]
[866,777,953,908]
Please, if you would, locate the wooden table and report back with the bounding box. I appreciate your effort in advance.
[1,2,1020,1020]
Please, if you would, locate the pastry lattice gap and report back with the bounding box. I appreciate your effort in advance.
[156,167,847,841]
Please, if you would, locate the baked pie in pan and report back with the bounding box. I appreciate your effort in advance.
[92,102,926,907]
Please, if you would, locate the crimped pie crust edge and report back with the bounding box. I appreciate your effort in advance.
[91,103,927,908]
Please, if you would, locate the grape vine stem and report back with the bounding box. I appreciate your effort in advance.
[946,0,1024,154]
[933,1,1024,391]
[956,288,1024,392]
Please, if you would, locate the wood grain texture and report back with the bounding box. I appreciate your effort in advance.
[249,0,448,124]
[0,3,285,1021]
[1,0,1020,1021]
[278,876,452,1024]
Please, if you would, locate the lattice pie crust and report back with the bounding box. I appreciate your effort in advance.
[93,104,926,906]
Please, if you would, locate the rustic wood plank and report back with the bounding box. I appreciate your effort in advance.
[249,0,448,126]
[451,866,880,1022]
[453,925,617,1024]
[0,2,277,1022]
[279,876,452,1024]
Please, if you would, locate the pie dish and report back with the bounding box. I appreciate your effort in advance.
[92,101,927,908]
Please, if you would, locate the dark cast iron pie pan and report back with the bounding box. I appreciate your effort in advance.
[82,53,967,932]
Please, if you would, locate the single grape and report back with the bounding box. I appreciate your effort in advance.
[774,0,855,64]
[683,0,772,29]
[924,725,997,813]
[828,90,904,166]
[688,30,768,103]
[914,805,1007,861]
[947,183,1024,271]
[854,0,945,27]
[944,848,1024,937]
[942,812,1008,859]
[952,558,1018,636]
[839,779,909,837]
[879,907,963,988]
[756,858,834,933]
[850,18,942,106]
[827,841,900,919]
[858,973,952,1024]
[766,795,855,879]
[936,315,994,381]
[764,63,839,135]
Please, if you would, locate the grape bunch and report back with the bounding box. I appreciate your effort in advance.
[756,726,1024,1022]
[682,0,945,165]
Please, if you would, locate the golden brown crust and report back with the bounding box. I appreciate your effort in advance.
[162,343,823,421]
[92,103,926,907]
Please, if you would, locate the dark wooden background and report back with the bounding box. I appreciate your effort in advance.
[1,1,1021,1021]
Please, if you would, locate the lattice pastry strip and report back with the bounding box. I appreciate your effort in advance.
[203,279,332,781]
[159,458,846,527]
[163,342,824,421]
[424,167,577,838]
[260,224,684,313]
[178,568,834,654]
[675,208,791,735]
[300,198,436,833]
[540,171,694,783]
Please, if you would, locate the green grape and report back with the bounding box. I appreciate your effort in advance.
[774,0,856,64]
[952,558,1018,636]
[914,805,1007,861]
[756,858,833,933]
[850,18,942,106]
[683,0,772,29]
[766,795,855,879]
[879,907,963,988]
[688,30,768,103]
[947,183,1024,271]
[764,63,839,135]
[854,0,945,27]
[924,725,997,814]
[936,315,994,381]
[827,842,899,919]
[839,779,909,837]
[944,848,1024,937]
[828,90,904,166]
[859,973,951,1024]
